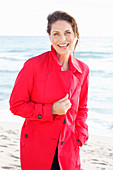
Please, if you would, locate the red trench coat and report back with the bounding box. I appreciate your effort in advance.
[9,45,89,170]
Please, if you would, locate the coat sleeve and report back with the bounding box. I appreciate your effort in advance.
[9,60,54,121]
[75,66,89,146]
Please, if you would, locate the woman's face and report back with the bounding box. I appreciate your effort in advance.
[49,20,76,56]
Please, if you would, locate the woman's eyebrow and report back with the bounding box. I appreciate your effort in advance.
[65,29,72,32]
[52,29,72,33]
[52,30,60,33]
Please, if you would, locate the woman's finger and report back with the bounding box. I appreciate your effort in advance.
[58,94,69,102]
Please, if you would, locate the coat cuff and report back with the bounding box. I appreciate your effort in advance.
[79,135,89,147]
[35,103,54,121]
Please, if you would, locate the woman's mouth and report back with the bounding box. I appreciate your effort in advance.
[58,43,69,49]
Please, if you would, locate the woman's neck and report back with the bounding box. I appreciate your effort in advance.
[57,53,70,71]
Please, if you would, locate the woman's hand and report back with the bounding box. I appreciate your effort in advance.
[52,94,72,115]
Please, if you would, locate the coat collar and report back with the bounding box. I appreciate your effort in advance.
[50,45,82,73]
[69,54,82,73]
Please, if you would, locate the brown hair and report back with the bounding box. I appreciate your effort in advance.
[47,11,79,55]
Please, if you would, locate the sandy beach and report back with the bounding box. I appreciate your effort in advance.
[0,121,113,170]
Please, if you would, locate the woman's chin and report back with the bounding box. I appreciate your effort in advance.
[56,48,71,56]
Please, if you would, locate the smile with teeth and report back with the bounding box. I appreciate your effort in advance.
[58,43,69,48]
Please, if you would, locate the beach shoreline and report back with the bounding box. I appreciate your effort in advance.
[0,121,113,170]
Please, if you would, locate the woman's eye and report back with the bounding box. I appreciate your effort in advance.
[54,33,59,36]
[66,31,71,34]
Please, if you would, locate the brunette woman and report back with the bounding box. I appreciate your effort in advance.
[10,11,89,170]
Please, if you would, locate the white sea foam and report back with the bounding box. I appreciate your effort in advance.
[87,110,113,137]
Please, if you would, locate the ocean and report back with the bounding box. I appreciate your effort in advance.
[0,36,113,137]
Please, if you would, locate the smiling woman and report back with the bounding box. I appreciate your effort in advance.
[9,11,89,170]
[48,20,75,59]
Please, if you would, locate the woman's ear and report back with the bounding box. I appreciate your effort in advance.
[48,33,52,42]
[74,33,77,39]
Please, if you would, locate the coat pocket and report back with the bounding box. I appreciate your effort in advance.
[20,120,34,147]
[72,129,81,149]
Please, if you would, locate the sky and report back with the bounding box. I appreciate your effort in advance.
[0,0,113,37]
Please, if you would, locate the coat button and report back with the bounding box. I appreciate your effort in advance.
[61,141,65,145]
[63,119,66,124]
[25,134,28,138]
[37,114,42,119]
[77,139,79,143]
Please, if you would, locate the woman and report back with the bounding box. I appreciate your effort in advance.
[9,11,89,170]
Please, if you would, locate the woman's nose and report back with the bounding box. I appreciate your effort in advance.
[60,35,66,41]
